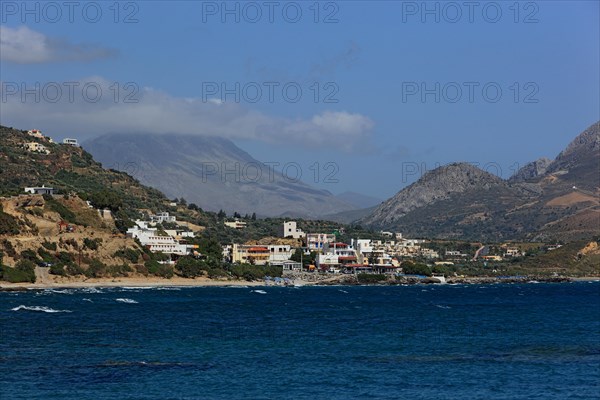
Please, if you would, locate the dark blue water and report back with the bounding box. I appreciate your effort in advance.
[1,282,599,399]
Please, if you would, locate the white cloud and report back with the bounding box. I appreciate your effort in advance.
[0,26,117,63]
[1,77,375,152]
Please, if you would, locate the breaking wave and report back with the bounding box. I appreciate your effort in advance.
[11,305,72,313]
[115,298,138,304]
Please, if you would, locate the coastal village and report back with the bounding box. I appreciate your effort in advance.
[0,127,596,286]
[124,215,537,282]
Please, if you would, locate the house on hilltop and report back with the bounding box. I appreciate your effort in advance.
[23,142,50,154]
[24,185,56,195]
[62,138,79,146]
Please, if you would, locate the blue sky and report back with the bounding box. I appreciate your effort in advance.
[1,1,598,199]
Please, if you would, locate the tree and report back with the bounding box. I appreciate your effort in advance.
[88,190,123,212]
[217,210,226,220]
[188,203,201,212]
[401,260,431,276]
[197,238,223,267]
[290,248,314,267]
[251,212,257,221]
[176,256,205,278]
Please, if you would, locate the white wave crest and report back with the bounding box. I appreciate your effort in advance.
[11,305,72,313]
[81,287,104,294]
[115,298,138,304]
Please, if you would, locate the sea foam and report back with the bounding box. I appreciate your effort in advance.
[115,298,139,304]
[11,305,72,313]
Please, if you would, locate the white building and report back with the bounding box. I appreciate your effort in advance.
[224,220,247,229]
[268,244,294,263]
[276,261,303,275]
[24,142,50,154]
[504,248,522,258]
[230,243,293,265]
[307,233,336,250]
[62,138,78,146]
[24,185,55,195]
[164,229,195,240]
[280,221,305,239]
[127,224,192,255]
[151,212,177,224]
[354,239,393,266]
[27,129,44,138]
[316,242,357,271]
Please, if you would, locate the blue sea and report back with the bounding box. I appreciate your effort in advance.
[1,282,599,399]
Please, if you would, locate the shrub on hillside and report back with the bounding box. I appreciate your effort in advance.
[0,205,20,235]
[1,259,37,283]
[49,264,66,276]
[29,207,44,217]
[144,260,174,279]
[43,196,77,224]
[20,249,38,262]
[113,248,140,263]
[85,259,107,278]
[42,241,57,251]
[65,263,84,276]
[83,238,102,250]
[108,263,132,277]
[2,240,17,258]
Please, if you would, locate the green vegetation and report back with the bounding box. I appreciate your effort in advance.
[229,264,282,281]
[107,263,132,277]
[0,204,20,235]
[290,248,317,267]
[0,259,36,283]
[2,240,16,258]
[42,241,57,251]
[65,263,84,276]
[87,190,123,212]
[114,248,140,263]
[401,260,432,276]
[49,264,66,276]
[144,260,174,279]
[43,195,77,224]
[84,259,108,278]
[520,239,600,276]
[176,257,208,278]
[83,237,102,250]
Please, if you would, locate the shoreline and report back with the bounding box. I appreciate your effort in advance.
[0,277,267,290]
[1,275,599,291]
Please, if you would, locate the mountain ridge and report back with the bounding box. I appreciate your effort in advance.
[84,133,356,218]
[361,122,600,241]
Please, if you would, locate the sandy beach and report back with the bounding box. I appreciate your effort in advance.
[0,276,269,290]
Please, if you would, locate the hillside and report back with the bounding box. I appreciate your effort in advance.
[84,133,355,218]
[0,126,168,216]
[544,122,600,190]
[361,163,538,240]
[361,122,600,242]
[509,158,552,182]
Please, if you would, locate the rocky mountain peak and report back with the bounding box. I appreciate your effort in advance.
[509,157,552,182]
